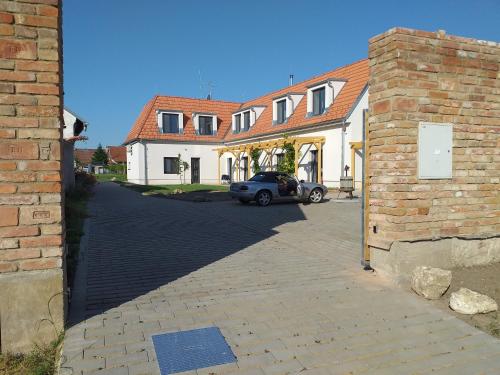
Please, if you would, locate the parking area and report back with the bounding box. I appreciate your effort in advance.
[61,182,500,375]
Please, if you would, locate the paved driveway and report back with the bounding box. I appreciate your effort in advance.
[61,183,500,375]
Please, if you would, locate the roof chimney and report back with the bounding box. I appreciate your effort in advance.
[206,93,211,100]
[289,74,294,86]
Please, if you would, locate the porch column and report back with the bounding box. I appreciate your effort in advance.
[236,152,241,181]
[351,146,356,181]
[267,149,272,170]
[317,142,323,184]
[246,147,252,177]
[217,151,221,184]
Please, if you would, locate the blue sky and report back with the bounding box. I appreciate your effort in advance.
[63,0,500,148]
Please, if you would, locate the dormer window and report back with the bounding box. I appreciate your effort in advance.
[198,116,213,135]
[276,99,286,124]
[158,110,184,134]
[193,113,217,135]
[306,79,346,117]
[234,114,241,133]
[243,111,250,131]
[272,93,304,125]
[312,87,325,116]
[232,106,265,133]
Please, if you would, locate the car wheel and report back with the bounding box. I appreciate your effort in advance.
[256,190,272,207]
[309,188,323,203]
[238,198,250,204]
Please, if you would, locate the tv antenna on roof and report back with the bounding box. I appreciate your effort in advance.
[197,69,216,100]
[206,80,215,100]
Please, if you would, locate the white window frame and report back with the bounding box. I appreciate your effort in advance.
[232,106,266,133]
[272,93,304,124]
[157,110,183,134]
[306,80,346,117]
[193,113,217,135]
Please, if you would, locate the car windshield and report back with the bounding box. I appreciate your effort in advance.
[249,173,275,183]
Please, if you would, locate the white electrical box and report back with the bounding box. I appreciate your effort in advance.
[418,122,453,179]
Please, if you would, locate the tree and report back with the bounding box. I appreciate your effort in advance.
[91,144,108,166]
[277,140,295,174]
[174,153,189,184]
[250,148,262,174]
[74,157,84,172]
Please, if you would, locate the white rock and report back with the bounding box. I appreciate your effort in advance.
[449,288,498,315]
[411,266,452,300]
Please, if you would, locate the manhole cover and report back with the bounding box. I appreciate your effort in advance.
[152,327,236,374]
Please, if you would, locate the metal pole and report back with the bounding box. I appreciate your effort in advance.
[361,110,372,270]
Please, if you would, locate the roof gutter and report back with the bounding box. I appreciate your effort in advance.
[225,118,346,146]
[142,140,148,185]
[341,119,346,176]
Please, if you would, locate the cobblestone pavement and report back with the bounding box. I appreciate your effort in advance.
[61,183,500,375]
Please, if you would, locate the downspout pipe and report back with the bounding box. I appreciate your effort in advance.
[142,140,148,185]
[341,119,346,177]
[361,110,372,270]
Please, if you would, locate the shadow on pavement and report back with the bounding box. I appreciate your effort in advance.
[68,182,309,326]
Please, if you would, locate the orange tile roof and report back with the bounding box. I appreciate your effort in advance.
[74,148,96,164]
[124,59,368,145]
[107,146,127,164]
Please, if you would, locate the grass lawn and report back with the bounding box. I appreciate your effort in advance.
[95,173,127,182]
[0,334,62,375]
[120,182,228,195]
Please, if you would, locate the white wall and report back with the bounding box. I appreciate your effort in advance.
[127,142,145,184]
[62,110,77,191]
[63,110,76,139]
[344,89,368,188]
[128,141,222,185]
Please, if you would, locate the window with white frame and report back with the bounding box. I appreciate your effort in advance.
[198,116,213,135]
[193,113,217,135]
[162,113,179,133]
[276,99,286,124]
[232,106,265,133]
[157,110,183,134]
[306,80,346,117]
[272,93,304,125]
[243,111,250,131]
[234,113,241,133]
[163,157,178,174]
[312,87,325,116]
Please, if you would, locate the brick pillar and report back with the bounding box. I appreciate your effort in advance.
[367,28,500,278]
[0,0,64,353]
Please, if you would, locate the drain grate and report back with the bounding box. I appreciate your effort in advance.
[152,327,236,374]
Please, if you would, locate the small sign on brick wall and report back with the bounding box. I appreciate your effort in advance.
[418,122,453,179]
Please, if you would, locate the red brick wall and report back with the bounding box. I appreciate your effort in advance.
[367,28,499,250]
[0,0,63,274]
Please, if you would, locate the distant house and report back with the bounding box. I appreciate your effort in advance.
[74,148,96,171]
[63,108,88,190]
[75,146,127,175]
[106,146,127,165]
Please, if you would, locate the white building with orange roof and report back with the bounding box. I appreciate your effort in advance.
[124,59,368,188]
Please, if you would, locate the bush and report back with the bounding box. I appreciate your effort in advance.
[107,164,126,174]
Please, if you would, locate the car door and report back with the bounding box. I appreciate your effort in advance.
[276,174,297,200]
[266,174,281,199]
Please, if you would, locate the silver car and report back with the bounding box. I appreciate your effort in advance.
[229,171,328,206]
